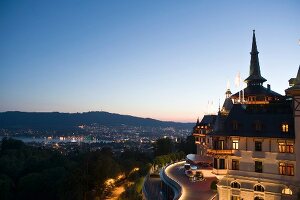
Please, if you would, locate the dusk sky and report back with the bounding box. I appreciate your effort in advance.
[1,0,299,122]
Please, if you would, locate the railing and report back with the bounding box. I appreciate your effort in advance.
[160,163,183,200]
[207,149,233,155]
[142,175,150,200]
[209,193,218,200]
[228,170,298,183]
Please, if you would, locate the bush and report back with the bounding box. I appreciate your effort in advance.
[211,180,218,190]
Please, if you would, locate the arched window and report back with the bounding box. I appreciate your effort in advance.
[282,188,292,195]
[254,184,264,192]
[231,181,241,189]
[254,197,264,200]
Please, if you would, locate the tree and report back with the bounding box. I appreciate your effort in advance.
[0,174,12,200]
[153,138,174,156]
[177,135,196,155]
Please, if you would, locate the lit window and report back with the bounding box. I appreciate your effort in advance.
[286,143,294,153]
[279,163,294,176]
[231,196,241,200]
[278,142,294,153]
[232,140,239,150]
[254,184,264,192]
[279,162,286,175]
[278,143,286,153]
[231,181,241,189]
[218,140,224,150]
[282,124,289,132]
[282,188,293,195]
[286,164,294,176]
[232,159,239,170]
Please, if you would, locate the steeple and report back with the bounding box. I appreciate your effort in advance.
[286,66,300,95]
[244,30,267,86]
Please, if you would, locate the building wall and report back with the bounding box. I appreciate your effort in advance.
[294,96,300,184]
[213,134,299,199]
[218,176,297,200]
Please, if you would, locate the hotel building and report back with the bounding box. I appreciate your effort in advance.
[194,31,300,200]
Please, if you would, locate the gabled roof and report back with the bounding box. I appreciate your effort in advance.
[211,100,294,138]
[222,98,233,112]
[286,66,300,95]
[199,115,216,126]
[231,85,283,98]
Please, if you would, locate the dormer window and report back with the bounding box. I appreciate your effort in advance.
[233,120,238,130]
[255,121,262,131]
[282,123,289,133]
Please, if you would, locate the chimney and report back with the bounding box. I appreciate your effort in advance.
[267,84,271,91]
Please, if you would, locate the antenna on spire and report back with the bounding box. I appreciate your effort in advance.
[226,80,230,90]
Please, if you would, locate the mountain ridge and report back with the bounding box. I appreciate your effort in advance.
[0,111,194,130]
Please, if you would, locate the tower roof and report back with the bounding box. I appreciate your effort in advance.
[244,30,267,85]
[286,66,300,95]
[225,89,232,95]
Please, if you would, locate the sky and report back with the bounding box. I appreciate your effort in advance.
[0,0,299,122]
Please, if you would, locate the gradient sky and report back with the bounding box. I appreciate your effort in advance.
[0,0,299,122]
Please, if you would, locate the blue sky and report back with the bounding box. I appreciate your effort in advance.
[0,0,299,122]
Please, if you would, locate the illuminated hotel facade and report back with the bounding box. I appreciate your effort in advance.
[193,31,300,200]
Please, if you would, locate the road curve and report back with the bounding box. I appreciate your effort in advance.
[164,161,217,200]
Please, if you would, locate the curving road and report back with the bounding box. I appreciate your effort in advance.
[164,161,218,200]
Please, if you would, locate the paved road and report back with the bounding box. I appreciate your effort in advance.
[165,162,217,200]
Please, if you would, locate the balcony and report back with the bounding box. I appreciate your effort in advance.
[193,133,206,137]
[207,149,233,155]
[228,170,297,183]
[276,152,296,161]
[252,151,265,158]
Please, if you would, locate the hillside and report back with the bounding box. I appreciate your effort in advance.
[0,111,194,130]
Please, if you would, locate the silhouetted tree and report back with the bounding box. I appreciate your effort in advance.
[153,138,174,156]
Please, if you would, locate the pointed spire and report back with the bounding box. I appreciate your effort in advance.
[245,30,267,86]
[196,117,199,124]
[295,65,300,85]
[251,30,258,53]
[286,66,300,96]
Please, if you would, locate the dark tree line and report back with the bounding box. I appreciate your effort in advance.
[153,136,196,157]
[0,138,151,200]
[0,134,195,200]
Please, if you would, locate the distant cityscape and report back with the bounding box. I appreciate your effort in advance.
[0,123,191,154]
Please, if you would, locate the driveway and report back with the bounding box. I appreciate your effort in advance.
[165,161,218,200]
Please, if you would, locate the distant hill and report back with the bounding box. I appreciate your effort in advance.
[0,111,194,130]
